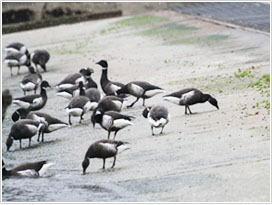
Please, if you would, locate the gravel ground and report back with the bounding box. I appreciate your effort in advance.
[2,10,270,202]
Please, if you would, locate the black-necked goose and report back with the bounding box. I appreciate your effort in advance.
[12,109,68,142]
[82,139,129,174]
[13,81,51,111]
[142,105,170,135]
[56,68,88,90]
[56,84,80,99]
[163,88,219,114]
[93,109,134,139]
[4,53,31,76]
[6,119,46,151]
[85,68,98,89]
[11,108,30,122]
[65,84,93,125]
[117,81,164,107]
[2,89,12,120]
[20,66,42,95]
[27,112,68,142]
[5,42,29,55]
[96,60,125,96]
[2,160,54,178]
[31,49,50,72]
[91,96,126,127]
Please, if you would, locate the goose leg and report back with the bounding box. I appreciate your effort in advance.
[185,106,188,115]
[79,113,84,123]
[37,131,41,142]
[160,126,165,134]
[142,98,145,106]
[29,138,31,147]
[68,114,72,125]
[151,126,154,136]
[113,131,118,140]
[102,159,106,169]
[107,131,111,139]
[35,64,39,73]
[19,139,22,149]
[17,66,20,75]
[111,156,116,168]
[10,66,13,76]
[42,132,44,142]
[187,106,192,114]
[42,64,47,72]
[127,97,140,108]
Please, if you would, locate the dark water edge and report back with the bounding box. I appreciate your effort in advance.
[2,170,146,202]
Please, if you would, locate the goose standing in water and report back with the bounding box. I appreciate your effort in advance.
[163,88,219,114]
[2,160,55,178]
[82,139,129,174]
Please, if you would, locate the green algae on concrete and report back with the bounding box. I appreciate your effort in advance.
[141,23,198,38]
[169,34,229,46]
[116,15,168,27]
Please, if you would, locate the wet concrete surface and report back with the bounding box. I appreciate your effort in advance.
[169,2,270,32]
[2,9,270,202]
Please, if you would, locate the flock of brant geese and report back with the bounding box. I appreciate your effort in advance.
[3,42,219,177]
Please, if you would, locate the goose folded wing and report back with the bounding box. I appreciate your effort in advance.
[15,94,42,103]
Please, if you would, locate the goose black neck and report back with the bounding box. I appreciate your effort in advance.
[202,94,211,102]
[79,87,86,96]
[101,69,110,88]
[2,168,11,177]
[40,88,47,97]
[86,77,97,88]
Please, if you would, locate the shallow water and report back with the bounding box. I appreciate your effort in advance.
[2,170,145,202]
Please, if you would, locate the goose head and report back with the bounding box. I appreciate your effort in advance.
[41,81,51,89]
[96,60,108,69]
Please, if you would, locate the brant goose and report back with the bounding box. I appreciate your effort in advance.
[93,109,134,139]
[27,112,68,142]
[13,81,51,111]
[56,68,88,90]
[11,109,68,142]
[11,108,30,122]
[2,89,12,120]
[65,86,93,125]
[5,42,29,55]
[117,81,164,107]
[85,68,98,89]
[2,160,55,178]
[142,105,170,135]
[20,66,42,95]
[82,139,129,174]
[31,49,50,72]
[6,119,46,151]
[4,53,31,76]
[91,96,126,127]
[96,60,125,96]
[56,84,80,99]
[163,88,219,114]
